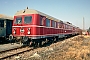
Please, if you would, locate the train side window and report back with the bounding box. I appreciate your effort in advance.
[56,22,58,28]
[58,22,59,28]
[64,24,65,29]
[59,23,61,28]
[40,16,42,25]
[46,18,50,27]
[40,16,45,26]
[59,21,63,28]
[66,25,67,29]
[54,22,56,28]
[65,24,67,29]
[68,25,69,29]
[56,22,59,28]
[67,25,68,29]
[0,20,4,27]
[24,16,32,24]
[52,20,55,27]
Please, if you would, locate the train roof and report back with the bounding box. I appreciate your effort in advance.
[0,14,13,20]
[63,21,72,26]
[63,21,77,28]
[15,8,62,22]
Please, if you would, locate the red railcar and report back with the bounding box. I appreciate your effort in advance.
[12,8,80,46]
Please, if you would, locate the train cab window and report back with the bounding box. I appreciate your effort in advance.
[15,17,22,24]
[0,20,4,27]
[24,16,32,24]
[46,18,50,27]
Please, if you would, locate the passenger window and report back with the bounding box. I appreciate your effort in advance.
[58,22,59,28]
[66,25,67,29]
[40,16,45,26]
[46,18,50,27]
[59,21,63,28]
[52,20,55,27]
[66,25,68,29]
[40,17,42,25]
[59,23,62,28]
[24,16,32,24]
[55,22,56,28]
[15,17,22,24]
[56,22,58,28]
[0,20,4,27]
[65,24,67,29]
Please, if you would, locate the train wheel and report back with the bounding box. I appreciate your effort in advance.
[29,41,33,46]
[54,38,56,43]
[42,41,44,46]
[38,42,40,47]
[56,36,59,42]
[36,42,39,47]
[45,38,48,43]
[39,41,42,47]
[20,40,22,45]
[52,38,54,43]
[33,41,36,47]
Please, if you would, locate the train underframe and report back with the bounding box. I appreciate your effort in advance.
[10,33,79,47]
[0,35,11,44]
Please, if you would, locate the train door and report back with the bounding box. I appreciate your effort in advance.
[40,16,46,37]
[42,17,45,36]
[6,19,13,37]
[0,19,6,37]
[59,22,64,38]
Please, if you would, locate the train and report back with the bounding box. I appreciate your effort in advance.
[9,7,81,46]
[0,14,13,43]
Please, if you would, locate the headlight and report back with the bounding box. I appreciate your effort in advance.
[28,31,30,34]
[13,28,16,34]
[28,28,30,31]
[13,31,16,34]
[27,28,30,34]
[20,29,24,32]
[20,28,24,32]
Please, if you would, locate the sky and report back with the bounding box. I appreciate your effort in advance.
[0,0,90,29]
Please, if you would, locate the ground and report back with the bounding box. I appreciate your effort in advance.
[11,35,90,60]
[27,35,90,60]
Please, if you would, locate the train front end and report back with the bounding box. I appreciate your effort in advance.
[12,16,31,43]
[12,9,39,44]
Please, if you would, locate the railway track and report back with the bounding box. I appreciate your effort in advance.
[0,35,78,60]
[0,46,34,60]
[0,45,23,53]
